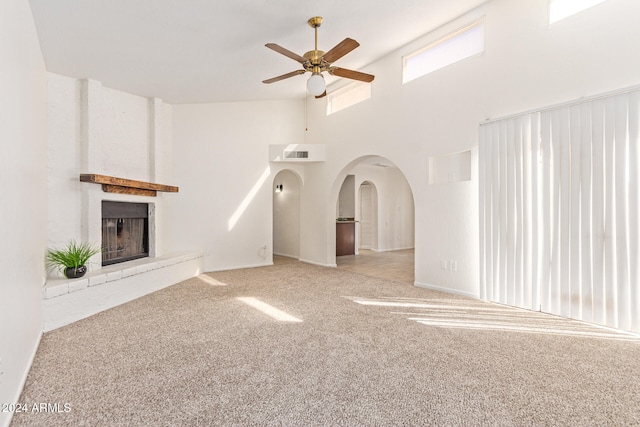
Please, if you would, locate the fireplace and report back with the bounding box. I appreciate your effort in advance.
[102,201,149,266]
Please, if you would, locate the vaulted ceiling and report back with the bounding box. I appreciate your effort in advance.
[28,0,486,104]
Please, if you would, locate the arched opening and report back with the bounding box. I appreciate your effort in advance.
[273,169,301,261]
[331,156,415,284]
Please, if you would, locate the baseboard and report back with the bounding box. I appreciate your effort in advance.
[207,261,273,272]
[298,258,337,268]
[372,246,415,252]
[273,252,298,259]
[414,281,479,300]
[1,330,43,427]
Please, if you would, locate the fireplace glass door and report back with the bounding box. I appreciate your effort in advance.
[102,201,149,266]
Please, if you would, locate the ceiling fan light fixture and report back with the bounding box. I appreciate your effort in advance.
[307,72,325,96]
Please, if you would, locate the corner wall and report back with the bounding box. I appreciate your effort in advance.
[170,100,305,271]
[46,73,175,276]
[0,1,47,425]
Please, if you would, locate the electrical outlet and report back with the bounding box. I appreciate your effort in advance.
[0,357,3,385]
[440,260,448,270]
[450,260,458,271]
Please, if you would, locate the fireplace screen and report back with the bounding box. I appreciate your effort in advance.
[102,201,149,266]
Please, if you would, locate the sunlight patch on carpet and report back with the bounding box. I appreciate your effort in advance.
[408,317,640,340]
[237,297,302,322]
[196,274,228,286]
[349,299,513,312]
[346,296,640,341]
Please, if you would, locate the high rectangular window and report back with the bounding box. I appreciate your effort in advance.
[549,0,608,24]
[402,19,484,84]
[326,81,371,115]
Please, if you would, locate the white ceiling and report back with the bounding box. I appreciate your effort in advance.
[28,0,486,104]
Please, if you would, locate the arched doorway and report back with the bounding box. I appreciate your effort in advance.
[332,156,415,284]
[273,169,301,260]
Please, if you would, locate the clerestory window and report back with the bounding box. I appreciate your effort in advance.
[326,81,372,115]
[402,19,484,85]
[549,0,608,24]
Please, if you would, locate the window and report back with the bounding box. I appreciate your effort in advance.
[326,81,371,115]
[402,19,484,84]
[549,0,608,24]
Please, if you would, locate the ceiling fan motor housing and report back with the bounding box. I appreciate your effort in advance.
[304,51,326,70]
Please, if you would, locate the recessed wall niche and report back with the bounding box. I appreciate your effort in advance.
[428,150,471,184]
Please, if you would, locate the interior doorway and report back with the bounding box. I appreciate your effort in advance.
[273,169,301,260]
[333,156,415,284]
[358,181,377,250]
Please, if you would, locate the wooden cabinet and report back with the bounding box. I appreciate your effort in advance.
[336,222,355,256]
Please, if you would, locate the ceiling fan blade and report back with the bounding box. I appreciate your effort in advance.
[265,43,307,64]
[322,38,360,63]
[315,91,327,99]
[330,67,375,83]
[262,70,306,84]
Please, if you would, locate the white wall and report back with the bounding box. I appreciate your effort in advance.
[19,0,640,421]
[273,170,301,258]
[337,174,355,218]
[170,100,305,271]
[172,0,640,296]
[46,74,175,275]
[0,0,47,425]
[301,0,640,297]
[350,163,415,252]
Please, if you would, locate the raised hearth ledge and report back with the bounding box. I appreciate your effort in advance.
[43,252,202,299]
[42,252,203,332]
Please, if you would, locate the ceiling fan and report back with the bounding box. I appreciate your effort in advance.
[262,16,375,98]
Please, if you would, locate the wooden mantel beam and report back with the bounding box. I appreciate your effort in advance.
[80,174,179,197]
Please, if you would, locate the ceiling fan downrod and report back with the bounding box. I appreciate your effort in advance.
[305,16,324,67]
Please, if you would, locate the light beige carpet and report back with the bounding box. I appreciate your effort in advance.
[11,261,640,426]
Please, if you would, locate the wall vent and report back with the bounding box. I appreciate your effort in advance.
[284,151,309,159]
[269,144,325,163]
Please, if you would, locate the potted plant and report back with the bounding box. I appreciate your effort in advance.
[46,240,101,279]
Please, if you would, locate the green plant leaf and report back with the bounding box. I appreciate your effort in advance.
[46,240,101,275]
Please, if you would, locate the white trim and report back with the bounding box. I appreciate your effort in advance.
[299,258,337,268]
[208,261,273,272]
[372,246,415,253]
[414,281,480,300]
[273,252,299,260]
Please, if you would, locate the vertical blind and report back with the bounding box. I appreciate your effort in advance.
[479,88,640,332]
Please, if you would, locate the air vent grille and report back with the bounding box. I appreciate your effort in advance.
[269,144,325,163]
[284,151,309,159]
